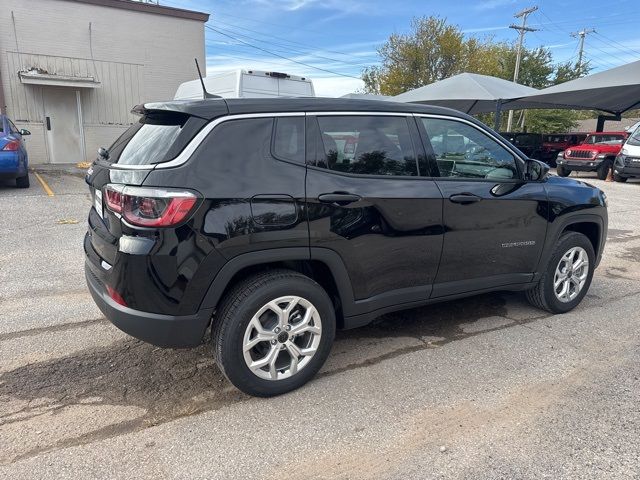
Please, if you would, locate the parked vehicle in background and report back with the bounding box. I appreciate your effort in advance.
[0,115,30,188]
[499,132,543,160]
[85,98,608,397]
[540,133,587,167]
[625,120,640,133]
[174,69,315,99]
[556,131,628,179]
[613,125,640,182]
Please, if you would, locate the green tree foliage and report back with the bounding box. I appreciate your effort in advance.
[363,16,590,133]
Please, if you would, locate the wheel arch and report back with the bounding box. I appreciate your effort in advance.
[199,247,356,329]
[561,220,601,256]
[535,213,606,278]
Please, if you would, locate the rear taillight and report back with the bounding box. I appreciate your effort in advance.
[104,188,123,213]
[103,185,199,227]
[2,140,20,151]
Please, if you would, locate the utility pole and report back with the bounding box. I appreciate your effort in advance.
[571,28,595,76]
[506,6,538,132]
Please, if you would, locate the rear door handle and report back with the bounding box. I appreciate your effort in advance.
[449,193,482,204]
[318,192,361,206]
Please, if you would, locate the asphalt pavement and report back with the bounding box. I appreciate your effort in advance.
[0,168,639,479]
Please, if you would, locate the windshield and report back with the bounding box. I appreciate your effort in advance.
[584,134,625,145]
[627,126,640,147]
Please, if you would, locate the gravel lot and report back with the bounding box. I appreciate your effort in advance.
[1,169,639,479]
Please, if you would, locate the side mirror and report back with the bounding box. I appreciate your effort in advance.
[97,147,110,160]
[524,158,549,181]
[19,129,31,136]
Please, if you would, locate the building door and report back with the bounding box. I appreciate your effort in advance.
[43,87,84,164]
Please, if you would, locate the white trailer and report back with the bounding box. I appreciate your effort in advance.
[174,69,315,100]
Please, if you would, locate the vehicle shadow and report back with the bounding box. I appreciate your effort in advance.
[0,291,538,460]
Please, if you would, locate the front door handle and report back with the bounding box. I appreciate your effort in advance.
[449,193,482,205]
[318,192,361,206]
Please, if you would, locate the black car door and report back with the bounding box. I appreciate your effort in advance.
[416,114,548,297]
[305,113,444,314]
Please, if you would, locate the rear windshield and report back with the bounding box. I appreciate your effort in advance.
[106,112,190,166]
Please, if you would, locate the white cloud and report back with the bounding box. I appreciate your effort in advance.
[474,0,516,11]
[462,26,509,33]
[249,0,365,13]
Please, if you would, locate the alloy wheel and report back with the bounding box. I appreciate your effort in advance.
[553,246,589,303]
[242,296,322,381]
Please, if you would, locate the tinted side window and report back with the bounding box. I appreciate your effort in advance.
[421,118,517,180]
[316,116,418,176]
[273,117,304,163]
[9,120,19,134]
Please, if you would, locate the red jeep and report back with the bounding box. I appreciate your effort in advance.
[540,133,587,166]
[556,131,629,179]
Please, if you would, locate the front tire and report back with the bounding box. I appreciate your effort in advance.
[212,269,335,397]
[526,232,595,314]
[613,173,628,183]
[556,165,570,177]
[596,159,611,180]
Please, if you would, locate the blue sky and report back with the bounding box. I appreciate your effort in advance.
[162,0,640,96]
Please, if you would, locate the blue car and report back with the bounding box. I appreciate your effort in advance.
[0,115,30,188]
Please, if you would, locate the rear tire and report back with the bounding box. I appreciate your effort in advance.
[526,232,595,314]
[613,173,628,183]
[556,165,570,177]
[212,269,335,397]
[16,173,29,188]
[596,160,611,180]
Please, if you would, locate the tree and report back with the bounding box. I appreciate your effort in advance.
[362,16,555,95]
[362,16,591,133]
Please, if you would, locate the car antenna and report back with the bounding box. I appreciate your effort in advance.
[194,58,220,99]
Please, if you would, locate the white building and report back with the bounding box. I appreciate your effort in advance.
[0,0,208,164]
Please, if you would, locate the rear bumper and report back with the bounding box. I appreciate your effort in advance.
[85,261,213,348]
[0,151,23,177]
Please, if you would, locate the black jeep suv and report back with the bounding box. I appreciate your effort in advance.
[85,98,608,397]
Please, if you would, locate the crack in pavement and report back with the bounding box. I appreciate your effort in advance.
[0,318,107,342]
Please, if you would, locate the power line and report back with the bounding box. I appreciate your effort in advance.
[211,18,379,61]
[205,25,362,79]
[209,23,375,69]
[592,31,640,58]
[160,0,357,42]
[582,37,633,66]
[535,10,570,36]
